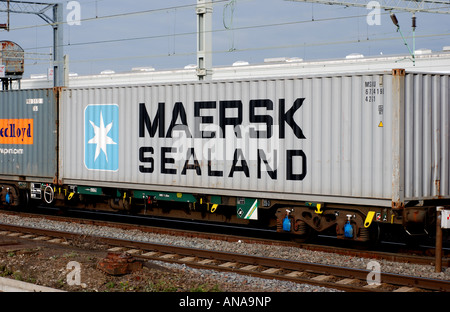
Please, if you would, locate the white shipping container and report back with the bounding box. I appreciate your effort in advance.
[59,70,450,208]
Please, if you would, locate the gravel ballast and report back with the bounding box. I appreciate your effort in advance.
[0,212,448,292]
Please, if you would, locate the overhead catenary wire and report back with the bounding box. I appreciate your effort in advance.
[5,0,228,32]
[3,2,436,43]
[3,0,448,73]
[8,0,409,51]
[25,10,405,51]
[24,30,450,68]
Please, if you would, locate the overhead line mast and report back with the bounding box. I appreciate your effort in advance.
[197,0,213,81]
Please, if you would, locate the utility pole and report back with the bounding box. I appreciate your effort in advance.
[196,0,213,81]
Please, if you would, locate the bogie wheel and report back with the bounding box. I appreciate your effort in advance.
[291,226,317,243]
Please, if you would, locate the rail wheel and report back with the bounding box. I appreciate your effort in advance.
[291,220,317,243]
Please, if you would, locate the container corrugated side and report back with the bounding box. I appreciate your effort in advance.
[404,73,450,201]
[0,88,57,181]
[60,73,398,207]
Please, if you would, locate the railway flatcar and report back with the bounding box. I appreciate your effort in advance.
[1,51,450,243]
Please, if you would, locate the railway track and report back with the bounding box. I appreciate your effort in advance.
[0,222,448,292]
[2,209,449,267]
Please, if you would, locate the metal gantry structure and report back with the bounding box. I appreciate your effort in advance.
[0,0,64,87]
[0,0,9,30]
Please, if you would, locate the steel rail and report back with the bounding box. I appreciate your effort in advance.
[3,209,448,267]
[0,222,449,292]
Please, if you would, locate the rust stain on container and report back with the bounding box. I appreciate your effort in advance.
[435,180,441,197]
[0,41,24,76]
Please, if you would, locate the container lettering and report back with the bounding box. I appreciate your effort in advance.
[138,99,307,181]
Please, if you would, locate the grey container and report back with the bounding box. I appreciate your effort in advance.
[0,88,58,182]
[59,70,450,208]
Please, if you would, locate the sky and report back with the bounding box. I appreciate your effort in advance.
[1,0,449,78]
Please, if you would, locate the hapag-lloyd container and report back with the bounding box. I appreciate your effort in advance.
[0,88,58,181]
[59,69,450,208]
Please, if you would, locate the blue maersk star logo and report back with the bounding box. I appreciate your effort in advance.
[84,105,119,171]
[89,111,116,162]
